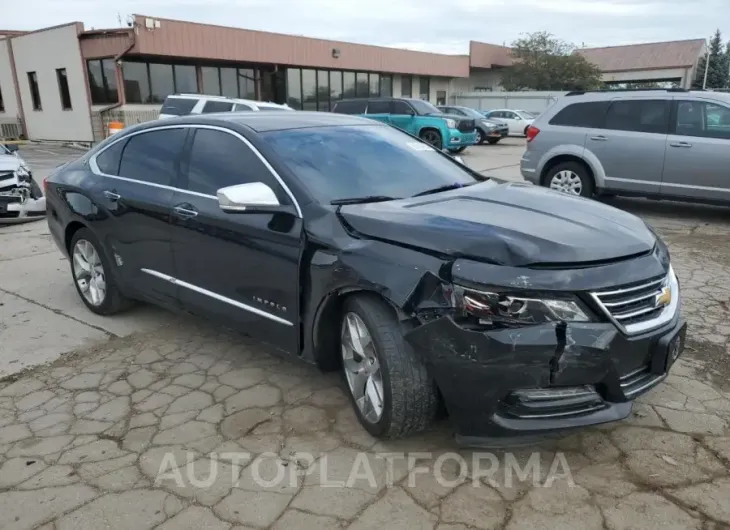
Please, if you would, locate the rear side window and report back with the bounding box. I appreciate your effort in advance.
[604,100,669,134]
[549,102,609,128]
[95,139,126,175]
[366,101,391,114]
[332,100,367,114]
[234,103,253,111]
[118,128,187,186]
[201,100,234,113]
[160,97,198,116]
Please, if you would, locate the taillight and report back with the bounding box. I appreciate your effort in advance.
[526,126,540,142]
[42,176,49,193]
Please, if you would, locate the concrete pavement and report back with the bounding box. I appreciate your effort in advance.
[0,141,729,529]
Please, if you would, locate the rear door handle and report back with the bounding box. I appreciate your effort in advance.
[670,141,692,148]
[103,190,121,201]
[590,135,607,141]
[173,204,198,218]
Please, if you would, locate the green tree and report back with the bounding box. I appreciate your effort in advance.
[693,29,727,89]
[500,32,602,91]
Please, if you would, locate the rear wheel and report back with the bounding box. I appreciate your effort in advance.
[69,228,132,315]
[544,162,594,198]
[340,294,439,438]
[419,129,443,150]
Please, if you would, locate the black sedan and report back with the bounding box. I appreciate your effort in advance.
[45,112,685,442]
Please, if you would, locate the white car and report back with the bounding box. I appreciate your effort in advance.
[0,144,45,224]
[159,94,293,119]
[482,109,536,136]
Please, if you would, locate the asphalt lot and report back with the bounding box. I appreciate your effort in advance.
[0,140,729,529]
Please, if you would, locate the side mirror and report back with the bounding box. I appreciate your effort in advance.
[3,144,19,153]
[217,182,291,214]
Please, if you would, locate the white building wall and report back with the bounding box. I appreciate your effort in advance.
[11,24,94,142]
[0,39,21,125]
[451,69,504,94]
[601,67,691,87]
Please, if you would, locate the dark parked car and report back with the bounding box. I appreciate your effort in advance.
[45,112,685,443]
[438,105,509,144]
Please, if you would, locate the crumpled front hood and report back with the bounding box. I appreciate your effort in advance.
[339,181,657,267]
[0,155,22,173]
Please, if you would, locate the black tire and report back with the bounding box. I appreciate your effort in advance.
[543,161,594,198]
[487,138,500,145]
[69,228,133,316]
[451,146,467,153]
[524,125,530,136]
[475,128,485,145]
[419,129,443,150]
[341,294,439,438]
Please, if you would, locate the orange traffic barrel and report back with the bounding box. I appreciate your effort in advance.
[107,121,124,136]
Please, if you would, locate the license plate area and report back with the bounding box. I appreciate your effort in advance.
[650,322,686,375]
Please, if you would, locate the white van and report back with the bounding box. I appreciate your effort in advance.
[159,94,293,119]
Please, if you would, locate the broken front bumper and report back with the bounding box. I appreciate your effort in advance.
[406,304,686,440]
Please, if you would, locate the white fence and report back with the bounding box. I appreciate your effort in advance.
[451,91,568,114]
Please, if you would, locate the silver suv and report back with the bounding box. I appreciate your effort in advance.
[520,89,730,203]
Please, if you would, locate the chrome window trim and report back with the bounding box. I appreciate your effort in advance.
[141,268,293,326]
[89,123,303,217]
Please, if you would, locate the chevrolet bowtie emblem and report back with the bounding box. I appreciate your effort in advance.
[655,286,672,308]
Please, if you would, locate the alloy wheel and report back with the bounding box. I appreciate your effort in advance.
[475,130,482,144]
[549,170,583,195]
[72,239,107,306]
[421,131,441,149]
[341,312,385,423]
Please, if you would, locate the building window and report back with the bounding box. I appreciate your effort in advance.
[0,85,4,112]
[238,69,256,99]
[436,90,446,106]
[301,69,317,111]
[174,65,197,93]
[122,62,150,104]
[369,73,380,97]
[419,77,430,100]
[56,68,72,110]
[343,71,356,98]
[474,87,492,92]
[380,75,392,97]
[148,63,174,104]
[317,70,330,111]
[286,68,302,109]
[27,72,42,110]
[201,66,220,95]
[330,71,343,101]
[220,67,238,98]
[356,73,369,97]
[402,75,412,97]
[87,59,118,105]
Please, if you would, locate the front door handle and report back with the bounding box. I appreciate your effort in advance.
[173,204,198,218]
[669,141,692,148]
[103,190,121,201]
[590,135,607,141]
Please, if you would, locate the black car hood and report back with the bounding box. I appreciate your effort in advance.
[339,181,656,267]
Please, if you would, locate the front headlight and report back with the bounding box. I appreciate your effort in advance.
[452,286,591,328]
[15,166,31,182]
[481,120,495,130]
[445,118,456,129]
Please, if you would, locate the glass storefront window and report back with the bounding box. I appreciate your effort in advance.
[122,62,150,104]
[220,67,238,98]
[343,72,356,98]
[330,71,343,101]
[238,69,256,99]
[356,73,369,97]
[419,77,430,100]
[201,66,220,96]
[402,75,412,98]
[369,73,380,97]
[302,69,317,111]
[380,75,392,97]
[174,65,197,93]
[148,63,174,103]
[317,70,330,111]
[287,68,302,109]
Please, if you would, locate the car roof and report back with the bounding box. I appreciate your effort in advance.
[133,111,377,133]
[166,94,287,107]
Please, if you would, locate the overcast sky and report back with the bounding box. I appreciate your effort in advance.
[4,0,725,53]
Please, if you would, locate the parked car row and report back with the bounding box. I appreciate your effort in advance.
[46,109,685,443]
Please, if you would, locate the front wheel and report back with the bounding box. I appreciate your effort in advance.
[450,146,467,153]
[340,295,439,438]
[487,138,500,145]
[544,162,594,198]
[475,129,484,145]
[419,129,443,150]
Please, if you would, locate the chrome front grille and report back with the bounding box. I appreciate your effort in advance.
[591,267,679,335]
[620,365,665,398]
[0,171,14,183]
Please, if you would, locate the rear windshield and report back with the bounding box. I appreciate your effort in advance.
[160,97,198,116]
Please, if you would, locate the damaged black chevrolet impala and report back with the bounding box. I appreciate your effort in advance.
[45,112,686,443]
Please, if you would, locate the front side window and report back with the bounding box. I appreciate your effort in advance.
[118,128,187,186]
[604,99,669,134]
[675,100,730,139]
[184,129,280,197]
[262,125,480,204]
[27,72,42,110]
[409,99,442,116]
[201,100,234,113]
[391,101,413,115]
[549,102,609,128]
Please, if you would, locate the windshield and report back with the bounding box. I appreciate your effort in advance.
[409,99,443,115]
[456,107,486,119]
[0,145,9,155]
[262,125,480,204]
